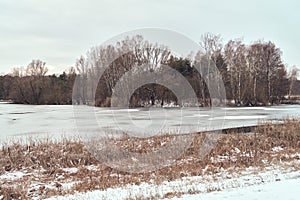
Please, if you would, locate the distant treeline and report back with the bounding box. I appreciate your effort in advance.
[0,61,76,105]
[0,33,299,106]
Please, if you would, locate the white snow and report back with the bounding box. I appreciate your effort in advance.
[45,163,300,200]
[0,171,27,180]
[85,165,98,171]
[272,146,284,152]
[62,167,79,174]
[173,178,300,200]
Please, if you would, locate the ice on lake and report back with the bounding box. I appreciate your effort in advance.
[0,103,299,143]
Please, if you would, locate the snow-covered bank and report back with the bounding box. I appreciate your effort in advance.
[173,178,300,200]
[45,162,300,200]
[1,119,299,199]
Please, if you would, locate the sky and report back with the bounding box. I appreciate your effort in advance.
[0,0,299,75]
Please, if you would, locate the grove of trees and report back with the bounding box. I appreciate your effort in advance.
[0,60,76,105]
[0,33,299,107]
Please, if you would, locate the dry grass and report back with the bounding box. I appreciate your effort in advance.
[0,119,299,199]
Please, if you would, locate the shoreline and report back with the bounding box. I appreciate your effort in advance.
[0,119,299,199]
[1,99,300,107]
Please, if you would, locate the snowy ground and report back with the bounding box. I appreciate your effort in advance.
[173,178,300,200]
[44,161,300,200]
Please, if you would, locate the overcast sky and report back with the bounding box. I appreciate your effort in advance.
[0,0,299,74]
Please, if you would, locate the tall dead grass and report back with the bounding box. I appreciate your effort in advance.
[0,119,299,199]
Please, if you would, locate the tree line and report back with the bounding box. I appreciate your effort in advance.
[0,60,76,105]
[0,33,299,106]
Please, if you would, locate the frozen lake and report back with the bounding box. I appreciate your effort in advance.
[0,103,300,143]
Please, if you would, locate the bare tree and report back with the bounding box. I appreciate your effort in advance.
[26,60,48,104]
[10,60,48,104]
[75,56,88,104]
[247,43,262,104]
[288,66,300,99]
[199,33,223,105]
[26,60,48,76]
[85,35,171,107]
[224,40,248,105]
